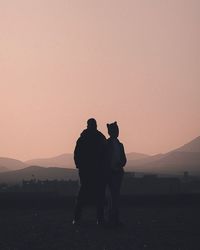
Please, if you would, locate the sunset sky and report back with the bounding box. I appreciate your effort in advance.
[0,0,200,161]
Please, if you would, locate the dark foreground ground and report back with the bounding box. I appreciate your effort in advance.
[0,194,200,250]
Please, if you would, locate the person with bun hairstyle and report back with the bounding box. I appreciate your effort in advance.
[106,122,127,227]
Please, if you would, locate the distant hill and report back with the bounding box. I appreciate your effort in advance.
[26,152,149,169]
[127,136,200,175]
[0,157,27,171]
[174,136,200,152]
[126,154,164,171]
[152,151,200,173]
[126,152,149,161]
[1,135,200,178]
[0,166,9,173]
[25,154,75,168]
[0,166,78,184]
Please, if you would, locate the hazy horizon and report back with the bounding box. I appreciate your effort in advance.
[1,134,200,162]
[1,0,200,161]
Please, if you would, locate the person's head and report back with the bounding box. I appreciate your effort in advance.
[107,122,119,138]
[87,118,97,131]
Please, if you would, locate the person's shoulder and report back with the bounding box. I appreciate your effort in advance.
[80,129,87,137]
[106,137,112,143]
[76,129,87,143]
[96,130,106,140]
[106,138,113,147]
[118,140,123,145]
[116,139,125,148]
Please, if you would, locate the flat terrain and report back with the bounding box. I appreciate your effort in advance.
[0,197,200,250]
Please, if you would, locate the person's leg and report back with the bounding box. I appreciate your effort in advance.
[73,185,84,221]
[109,172,124,225]
[96,180,106,223]
[73,173,87,222]
[107,176,113,223]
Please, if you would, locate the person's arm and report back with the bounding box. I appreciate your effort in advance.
[120,143,127,167]
[74,139,81,169]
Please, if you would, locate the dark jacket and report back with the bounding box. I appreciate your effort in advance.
[106,138,127,173]
[74,129,106,174]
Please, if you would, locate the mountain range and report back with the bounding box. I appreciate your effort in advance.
[25,153,74,169]
[0,136,200,182]
[126,136,200,174]
[0,157,27,172]
[0,152,149,171]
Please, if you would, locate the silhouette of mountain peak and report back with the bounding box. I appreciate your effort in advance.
[175,136,200,153]
[0,157,27,170]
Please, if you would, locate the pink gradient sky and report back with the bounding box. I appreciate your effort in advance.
[0,0,200,160]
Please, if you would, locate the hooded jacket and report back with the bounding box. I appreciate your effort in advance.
[74,129,106,173]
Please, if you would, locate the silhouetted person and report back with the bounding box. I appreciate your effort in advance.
[106,122,126,227]
[73,118,107,224]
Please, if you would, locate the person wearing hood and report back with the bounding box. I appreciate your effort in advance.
[73,118,107,225]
